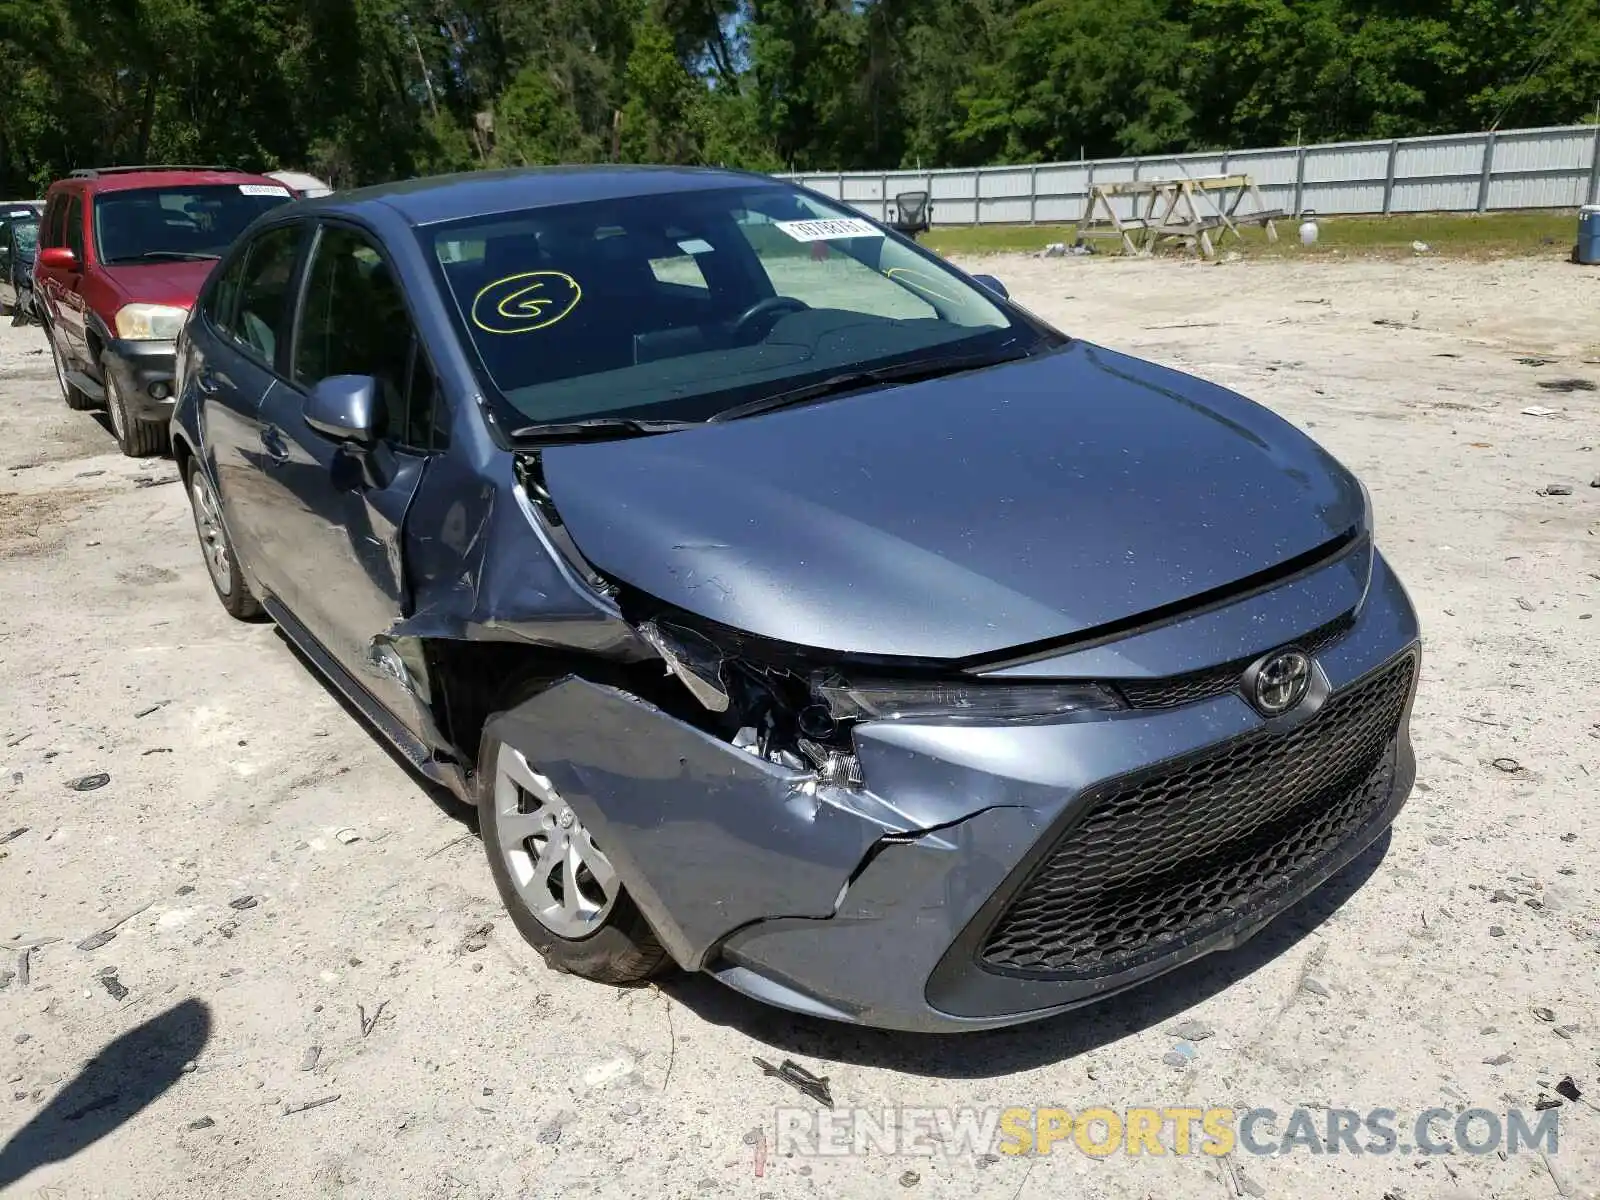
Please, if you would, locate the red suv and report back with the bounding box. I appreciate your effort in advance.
[34,165,295,456]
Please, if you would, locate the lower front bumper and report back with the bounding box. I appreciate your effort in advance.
[101,338,177,422]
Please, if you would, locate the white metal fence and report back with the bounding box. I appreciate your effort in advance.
[783,123,1600,225]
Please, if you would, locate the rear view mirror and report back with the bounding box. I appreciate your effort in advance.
[970,273,1009,300]
[305,375,381,445]
[38,246,77,271]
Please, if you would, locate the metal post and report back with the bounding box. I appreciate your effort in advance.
[1083,160,1094,226]
[1383,139,1399,215]
[1029,164,1038,225]
[882,172,890,224]
[1587,124,1600,205]
[1221,149,1230,175]
[972,168,980,226]
[1476,131,1497,214]
[1292,145,1307,216]
[837,171,845,207]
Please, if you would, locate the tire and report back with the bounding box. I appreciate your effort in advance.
[478,718,671,985]
[47,325,96,411]
[184,459,263,621]
[106,371,169,457]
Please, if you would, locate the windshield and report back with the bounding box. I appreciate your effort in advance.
[424,183,1056,430]
[94,184,293,265]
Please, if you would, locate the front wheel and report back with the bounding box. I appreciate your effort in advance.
[106,372,169,457]
[478,731,670,984]
[48,326,96,411]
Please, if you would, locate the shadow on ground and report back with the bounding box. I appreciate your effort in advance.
[661,832,1391,1078]
[270,627,476,833]
[0,998,212,1190]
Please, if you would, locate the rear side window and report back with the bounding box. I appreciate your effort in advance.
[213,225,302,365]
[295,224,446,451]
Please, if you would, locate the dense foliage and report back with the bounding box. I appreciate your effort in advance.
[1,0,1596,194]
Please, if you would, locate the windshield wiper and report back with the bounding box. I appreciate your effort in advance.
[707,347,1034,424]
[109,250,220,263]
[507,416,698,443]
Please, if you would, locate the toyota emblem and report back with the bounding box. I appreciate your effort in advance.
[1250,650,1312,716]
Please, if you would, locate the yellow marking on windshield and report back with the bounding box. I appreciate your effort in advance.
[884,267,959,305]
[471,271,583,335]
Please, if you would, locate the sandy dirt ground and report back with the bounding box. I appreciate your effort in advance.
[2,251,1599,1200]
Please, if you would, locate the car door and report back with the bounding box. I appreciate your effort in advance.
[253,220,443,736]
[51,193,92,360]
[191,221,310,601]
[34,195,71,338]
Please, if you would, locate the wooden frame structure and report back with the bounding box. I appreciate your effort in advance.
[1077,175,1282,257]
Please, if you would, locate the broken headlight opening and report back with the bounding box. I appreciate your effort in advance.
[635,618,1123,788]
[814,679,1123,724]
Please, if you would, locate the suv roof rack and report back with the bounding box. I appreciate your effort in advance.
[69,165,235,180]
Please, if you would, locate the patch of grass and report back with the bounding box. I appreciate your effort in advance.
[922,223,1079,256]
[921,210,1582,260]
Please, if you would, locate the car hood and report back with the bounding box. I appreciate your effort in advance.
[539,341,1366,661]
[100,260,217,310]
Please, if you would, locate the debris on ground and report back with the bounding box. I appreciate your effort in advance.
[1519,405,1562,417]
[358,1000,389,1037]
[186,1116,215,1130]
[1516,357,1557,366]
[1168,1018,1216,1042]
[134,702,168,719]
[1162,1044,1197,1068]
[1538,483,1573,496]
[457,922,492,954]
[753,1057,834,1108]
[77,898,156,951]
[1532,1005,1556,1022]
[1412,240,1432,254]
[1490,757,1525,775]
[335,828,361,845]
[1536,378,1596,392]
[65,772,110,792]
[229,895,258,911]
[1556,1076,1583,1102]
[100,971,129,1001]
[299,1046,321,1072]
[1484,1052,1513,1065]
[1301,977,1331,998]
[899,1170,921,1187]
[0,827,26,845]
[281,1094,340,1116]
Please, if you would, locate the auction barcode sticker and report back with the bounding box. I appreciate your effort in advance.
[774,217,881,242]
[240,184,292,197]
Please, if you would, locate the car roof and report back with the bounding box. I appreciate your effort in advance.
[50,167,289,195]
[299,164,782,227]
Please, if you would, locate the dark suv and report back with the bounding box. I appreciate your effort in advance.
[34,165,293,455]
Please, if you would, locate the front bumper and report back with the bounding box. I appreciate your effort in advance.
[101,337,177,422]
[489,547,1420,1033]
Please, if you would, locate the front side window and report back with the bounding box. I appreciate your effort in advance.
[423,184,1051,432]
[217,224,302,364]
[295,225,443,451]
[93,184,292,266]
[64,196,84,260]
[12,218,38,256]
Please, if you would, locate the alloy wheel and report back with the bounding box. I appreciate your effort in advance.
[189,473,233,594]
[493,744,618,938]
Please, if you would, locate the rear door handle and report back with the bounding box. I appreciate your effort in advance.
[194,370,218,395]
[260,425,289,464]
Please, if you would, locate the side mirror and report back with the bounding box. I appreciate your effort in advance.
[305,375,381,444]
[38,246,77,271]
[971,273,1009,300]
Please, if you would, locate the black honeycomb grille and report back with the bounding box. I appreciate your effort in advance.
[980,654,1415,978]
[1117,614,1355,710]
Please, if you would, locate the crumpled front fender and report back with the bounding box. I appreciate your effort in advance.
[484,678,913,970]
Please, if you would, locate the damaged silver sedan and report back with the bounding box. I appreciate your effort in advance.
[170,167,1420,1031]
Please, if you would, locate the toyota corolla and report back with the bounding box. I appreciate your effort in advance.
[170,166,1420,1031]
